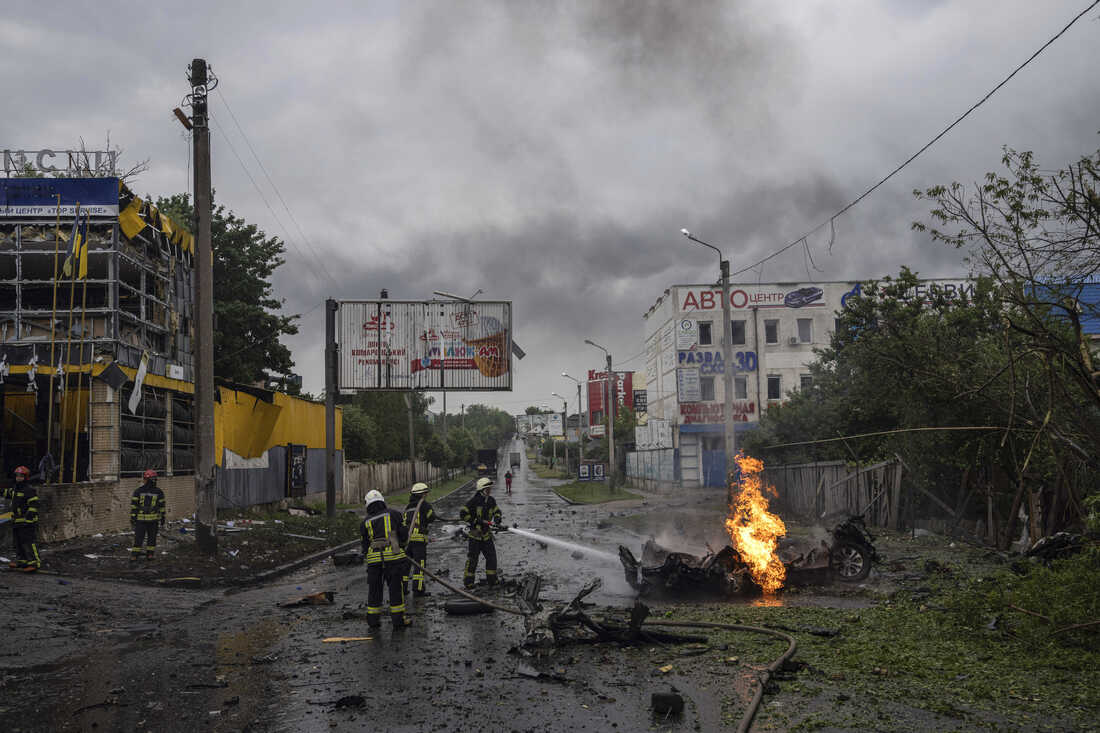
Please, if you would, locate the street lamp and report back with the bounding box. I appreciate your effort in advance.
[681,229,736,478]
[551,391,568,472]
[562,371,585,467]
[584,339,615,479]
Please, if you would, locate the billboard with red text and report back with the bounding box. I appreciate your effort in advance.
[337,300,513,391]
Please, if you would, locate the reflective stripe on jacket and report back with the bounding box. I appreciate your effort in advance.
[361,509,407,564]
[404,500,435,543]
[10,485,39,524]
[131,483,166,522]
[459,492,501,541]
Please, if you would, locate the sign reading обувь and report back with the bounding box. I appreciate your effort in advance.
[3,149,118,176]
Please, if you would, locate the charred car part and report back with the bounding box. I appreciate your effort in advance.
[619,515,879,596]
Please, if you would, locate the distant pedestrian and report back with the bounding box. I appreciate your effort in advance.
[130,469,166,560]
[5,466,41,572]
[504,470,513,495]
[403,482,435,596]
[460,477,503,587]
[361,490,410,630]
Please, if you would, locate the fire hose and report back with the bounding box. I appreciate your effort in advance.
[640,619,797,733]
[406,551,796,732]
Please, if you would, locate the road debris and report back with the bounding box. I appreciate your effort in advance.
[322,636,374,643]
[651,692,684,716]
[279,591,335,607]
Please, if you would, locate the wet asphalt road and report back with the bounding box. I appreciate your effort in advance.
[0,440,753,732]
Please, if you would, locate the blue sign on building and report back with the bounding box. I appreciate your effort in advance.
[0,177,119,217]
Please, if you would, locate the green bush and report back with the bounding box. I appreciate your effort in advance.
[940,550,1100,651]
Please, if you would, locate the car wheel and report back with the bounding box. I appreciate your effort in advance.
[831,542,871,582]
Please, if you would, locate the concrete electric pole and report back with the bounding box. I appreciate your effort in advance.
[682,230,737,476]
[190,58,217,553]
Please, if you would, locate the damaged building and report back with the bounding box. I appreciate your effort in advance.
[1,176,341,541]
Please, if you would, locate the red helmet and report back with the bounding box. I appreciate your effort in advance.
[14,466,30,477]
[143,469,158,480]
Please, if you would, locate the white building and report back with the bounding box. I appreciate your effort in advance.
[640,279,974,488]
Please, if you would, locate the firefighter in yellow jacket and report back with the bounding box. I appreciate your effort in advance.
[360,490,410,630]
[130,469,166,560]
[460,477,503,587]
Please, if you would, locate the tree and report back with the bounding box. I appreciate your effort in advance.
[342,391,432,463]
[155,193,298,384]
[446,427,477,469]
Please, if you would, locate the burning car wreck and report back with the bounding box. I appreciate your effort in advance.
[618,515,879,598]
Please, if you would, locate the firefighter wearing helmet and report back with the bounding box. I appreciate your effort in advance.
[360,489,411,630]
[459,477,504,587]
[5,466,41,571]
[130,469,166,560]
[402,482,435,596]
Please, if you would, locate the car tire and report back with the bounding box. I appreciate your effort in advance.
[831,542,871,582]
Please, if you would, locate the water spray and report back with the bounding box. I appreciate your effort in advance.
[506,526,619,564]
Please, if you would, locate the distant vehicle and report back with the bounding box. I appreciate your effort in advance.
[509,452,521,469]
[477,449,498,476]
[784,286,824,308]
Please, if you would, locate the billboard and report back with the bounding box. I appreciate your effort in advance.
[547,413,564,437]
[0,177,119,217]
[337,300,513,391]
[587,370,633,425]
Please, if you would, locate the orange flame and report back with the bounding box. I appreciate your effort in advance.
[725,452,787,593]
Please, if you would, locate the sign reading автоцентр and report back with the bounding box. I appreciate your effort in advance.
[337,300,513,391]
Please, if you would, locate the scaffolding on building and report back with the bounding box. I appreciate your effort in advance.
[1,178,196,484]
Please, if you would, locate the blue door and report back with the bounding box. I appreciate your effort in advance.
[701,450,726,488]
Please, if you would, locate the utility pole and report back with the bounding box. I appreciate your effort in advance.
[324,298,337,517]
[405,392,417,482]
[606,354,615,479]
[190,58,217,553]
[719,258,736,472]
[682,230,736,478]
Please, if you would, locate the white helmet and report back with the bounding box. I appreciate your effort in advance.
[411,482,429,495]
[364,490,384,506]
[476,477,493,492]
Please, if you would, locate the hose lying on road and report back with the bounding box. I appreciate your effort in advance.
[405,556,527,616]
[407,553,797,732]
[641,619,797,733]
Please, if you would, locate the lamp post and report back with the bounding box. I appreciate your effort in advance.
[681,229,736,478]
[584,339,614,481]
[562,371,584,470]
[551,391,568,473]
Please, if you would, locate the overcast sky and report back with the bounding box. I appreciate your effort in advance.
[4,1,1098,415]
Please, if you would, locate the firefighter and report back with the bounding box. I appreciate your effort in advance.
[460,477,503,588]
[403,482,435,596]
[130,469,166,560]
[361,489,410,630]
[6,466,41,572]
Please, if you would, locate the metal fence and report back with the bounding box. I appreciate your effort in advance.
[215,446,344,509]
[626,449,679,487]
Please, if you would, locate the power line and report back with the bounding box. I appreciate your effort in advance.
[730,0,1100,279]
[209,111,335,293]
[759,425,1033,450]
[214,88,340,288]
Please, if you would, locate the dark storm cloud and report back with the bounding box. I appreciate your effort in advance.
[5,1,1098,411]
